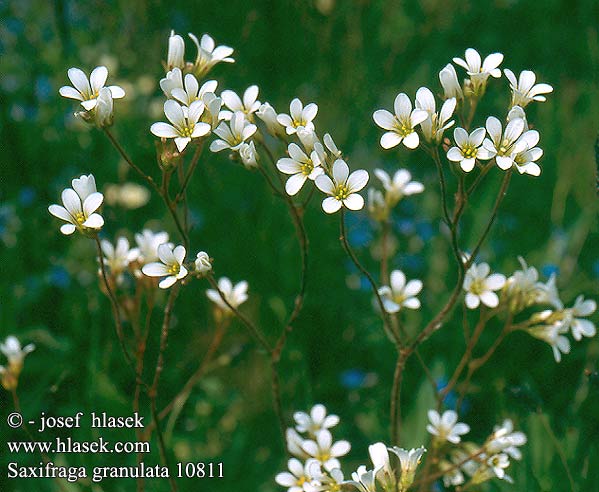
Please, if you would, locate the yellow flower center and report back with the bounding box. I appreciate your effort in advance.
[394,119,413,137]
[297,476,307,486]
[180,125,194,138]
[74,212,86,225]
[469,278,485,295]
[300,160,314,176]
[167,263,181,276]
[316,451,331,462]
[462,144,477,159]
[334,184,350,201]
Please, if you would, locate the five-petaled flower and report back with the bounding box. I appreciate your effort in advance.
[277,143,325,196]
[277,98,318,135]
[59,66,125,111]
[142,243,188,289]
[378,270,423,313]
[220,85,261,120]
[463,262,506,309]
[206,277,249,312]
[453,48,503,95]
[504,69,553,108]
[374,168,424,206]
[447,127,493,172]
[315,159,369,213]
[482,116,534,171]
[49,174,104,235]
[189,33,235,77]
[210,111,257,152]
[151,100,212,152]
[427,410,470,444]
[373,93,429,149]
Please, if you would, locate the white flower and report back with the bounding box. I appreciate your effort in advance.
[286,428,308,458]
[203,93,224,129]
[220,85,261,120]
[94,88,114,127]
[101,237,135,278]
[305,463,345,492]
[194,251,212,274]
[141,243,188,289]
[256,102,285,137]
[415,87,456,144]
[374,168,424,204]
[239,141,259,168]
[504,69,553,108]
[315,159,369,213]
[277,143,325,196]
[388,446,426,491]
[482,116,534,171]
[562,296,597,341]
[166,31,185,70]
[463,262,506,309]
[301,429,351,470]
[368,442,395,490]
[378,270,422,313]
[373,93,428,149]
[48,174,104,235]
[453,48,503,94]
[189,33,235,77]
[59,66,125,111]
[368,189,388,221]
[510,127,543,176]
[206,277,249,312]
[210,111,257,153]
[487,419,527,459]
[504,257,561,311]
[439,63,463,100]
[528,320,571,362]
[324,133,342,159]
[165,70,218,107]
[131,230,170,264]
[151,100,211,152]
[346,465,378,492]
[447,127,493,172]
[275,458,317,492]
[277,98,318,135]
[297,127,320,153]
[294,404,340,435]
[486,453,511,481]
[0,336,35,370]
[426,410,470,444]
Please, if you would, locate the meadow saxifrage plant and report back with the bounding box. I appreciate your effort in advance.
[10,29,590,492]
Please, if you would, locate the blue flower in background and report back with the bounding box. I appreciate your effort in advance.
[396,218,415,236]
[340,369,367,389]
[35,76,53,102]
[416,220,434,241]
[437,377,470,414]
[48,266,70,289]
[541,264,559,278]
[593,260,599,279]
[19,187,36,206]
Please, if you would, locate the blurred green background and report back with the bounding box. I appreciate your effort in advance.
[1,0,599,491]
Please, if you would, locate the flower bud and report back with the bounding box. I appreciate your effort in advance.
[439,64,463,100]
[167,31,185,70]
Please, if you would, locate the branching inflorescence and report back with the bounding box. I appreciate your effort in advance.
[0,31,588,492]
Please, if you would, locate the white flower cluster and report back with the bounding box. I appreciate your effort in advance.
[373,48,552,177]
[429,412,527,487]
[274,404,531,492]
[276,404,350,492]
[463,257,597,362]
